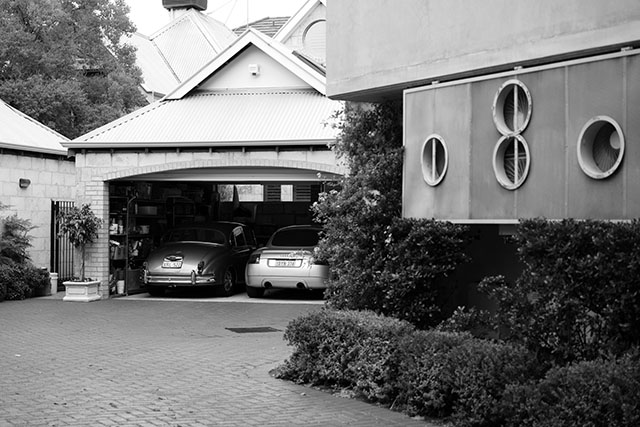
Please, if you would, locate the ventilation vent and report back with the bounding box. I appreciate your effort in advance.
[265,184,281,202]
[421,134,448,186]
[577,116,625,179]
[493,135,530,190]
[493,79,532,135]
[294,184,312,201]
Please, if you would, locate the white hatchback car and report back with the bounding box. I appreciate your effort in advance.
[245,225,329,298]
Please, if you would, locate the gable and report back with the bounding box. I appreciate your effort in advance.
[198,45,310,91]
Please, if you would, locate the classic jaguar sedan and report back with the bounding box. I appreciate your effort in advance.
[245,225,329,298]
[143,222,256,297]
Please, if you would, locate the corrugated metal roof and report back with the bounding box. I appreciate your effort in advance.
[128,33,180,96]
[233,17,291,37]
[0,98,68,155]
[150,10,237,82]
[127,10,237,96]
[69,90,341,147]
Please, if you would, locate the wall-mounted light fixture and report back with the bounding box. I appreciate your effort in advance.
[19,178,31,189]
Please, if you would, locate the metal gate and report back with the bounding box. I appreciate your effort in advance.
[50,200,75,283]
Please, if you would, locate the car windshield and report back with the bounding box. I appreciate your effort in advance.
[271,228,320,247]
[164,228,226,245]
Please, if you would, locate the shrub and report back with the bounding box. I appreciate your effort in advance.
[279,309,538,426]
[278,309,415,403]
[0,261,48,300]
[505,351,640,427]
[480,219,640,365]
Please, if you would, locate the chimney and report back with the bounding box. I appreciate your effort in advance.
[162,0,207,12]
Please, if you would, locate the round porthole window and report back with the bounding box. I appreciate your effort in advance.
[577,116,625,179]
[421,134,448,186]
[493,134,530,190]
[493,79,532,135]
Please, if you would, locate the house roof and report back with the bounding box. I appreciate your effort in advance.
[128,9,237,96]
[233,16,291,37]
[67,89,339,148]
[274,0,326,42]
[68,28,341,150]
[0,98,68,155]
[166,28,327,99]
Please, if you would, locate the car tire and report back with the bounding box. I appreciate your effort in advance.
[217,269,236,297]
[148,288,165,297]
[246,286,264,298]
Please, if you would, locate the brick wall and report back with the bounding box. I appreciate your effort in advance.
[0,152,75,269]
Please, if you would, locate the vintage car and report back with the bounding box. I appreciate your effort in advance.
[245,225,329,298]
[143,222,256,297]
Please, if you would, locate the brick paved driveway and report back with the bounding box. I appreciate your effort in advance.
[0,296,436,426]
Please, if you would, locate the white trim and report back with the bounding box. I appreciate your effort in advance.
[492,134,531,190]
[405,48,640,95]
[274,0,326,42]
[164,29,326,100]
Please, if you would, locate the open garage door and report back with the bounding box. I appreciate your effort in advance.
[107,172,338,295]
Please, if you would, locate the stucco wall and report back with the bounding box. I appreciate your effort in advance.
[0,152,75,268]
[74,148,344,298]
[326,0,640,100]
[403,52,640,222]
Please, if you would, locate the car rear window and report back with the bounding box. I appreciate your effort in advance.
[164,228,226,244]
[271,228,320,247]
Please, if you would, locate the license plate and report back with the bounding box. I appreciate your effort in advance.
[271,259,299,267]
[162,261,182,268]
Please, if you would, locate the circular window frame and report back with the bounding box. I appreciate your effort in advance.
[421,134,449,186]
[492,134,531,190]
[492,79,532,136]
[302,19,326,60]
[577,116,625,180]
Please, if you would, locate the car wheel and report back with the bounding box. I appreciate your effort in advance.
[218,269,236,297]
[148,287,164,297]
[246,286,264,298]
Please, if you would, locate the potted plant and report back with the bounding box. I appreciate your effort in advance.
[57,203,103,302]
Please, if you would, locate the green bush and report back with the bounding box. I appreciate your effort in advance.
[480,219,640,365]
[279,309,537,426]
[0,260,48,301]
[505,352,640,427]
[278,309,415,403]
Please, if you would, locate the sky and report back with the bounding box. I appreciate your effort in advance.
[125,0,307,35]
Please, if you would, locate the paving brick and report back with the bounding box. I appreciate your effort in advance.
[0,297,442,426]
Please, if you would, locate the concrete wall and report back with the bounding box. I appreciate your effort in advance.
[326,0,640,100]
[0,152,75,268]
[73,148,344,299]
[403,51,640,222]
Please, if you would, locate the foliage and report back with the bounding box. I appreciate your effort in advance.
[1,210,34,265]
[313,102,469,328]
[278,309,415,402]
[0,260,48,300]
[0,0,146,138]
[57,203,103,281]
[504,351,640,427]
[278,309,537,425]
[480,219,640,365]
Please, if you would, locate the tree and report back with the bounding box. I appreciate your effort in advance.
[313,102,469,328]
[0,0,146,138]
[57,203,103,281]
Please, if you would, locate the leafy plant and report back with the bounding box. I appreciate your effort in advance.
[313,102,470,328]
[480,219,640,365]
[57,203,103,281]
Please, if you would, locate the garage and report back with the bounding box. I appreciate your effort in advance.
[64,29,345,299]
[107,178,335,295]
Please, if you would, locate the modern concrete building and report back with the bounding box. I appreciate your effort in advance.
[325,0,640,296]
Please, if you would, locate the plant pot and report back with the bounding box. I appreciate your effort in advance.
[62,280,101,302]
